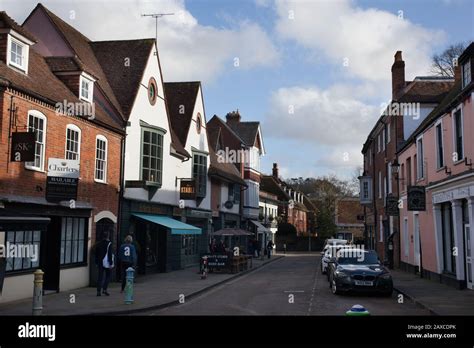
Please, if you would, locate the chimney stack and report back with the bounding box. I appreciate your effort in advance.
[454,59,461,83]
[272,163,279,179]
[392,51,405,100]
[226,110,241,127]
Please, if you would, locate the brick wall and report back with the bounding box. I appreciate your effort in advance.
[0,88,122,241]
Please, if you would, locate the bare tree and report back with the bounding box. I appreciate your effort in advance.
[431,42,467,77]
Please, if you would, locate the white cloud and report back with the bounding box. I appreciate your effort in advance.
[274,0,446,81]
[2,0,279,83]
[263,84,378,146]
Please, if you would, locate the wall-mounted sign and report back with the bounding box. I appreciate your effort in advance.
[180,179,196,200]
[386,195,399,216]
[10,132,35,162]
[408,186,426,211]
[46,158,80,202]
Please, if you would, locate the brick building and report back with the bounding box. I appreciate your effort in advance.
[334,197,364,243]
[0,9,124,302]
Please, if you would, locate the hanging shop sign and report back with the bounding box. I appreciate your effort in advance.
[180,179,196,200]
[407,186,426,211]
[45,158,80,202]
[386,195,399,216]
[10,132,35,162]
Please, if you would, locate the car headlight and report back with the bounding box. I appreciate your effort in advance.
[335,271,348,277]
[379,273,391,280]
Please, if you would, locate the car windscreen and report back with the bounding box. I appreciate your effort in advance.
[337,252,379,265]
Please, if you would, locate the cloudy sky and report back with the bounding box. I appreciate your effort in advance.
[2,0,472,180]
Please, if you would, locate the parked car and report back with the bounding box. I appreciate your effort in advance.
[321,245,345,274]
[327,249,393,296]
[320,238,348,256]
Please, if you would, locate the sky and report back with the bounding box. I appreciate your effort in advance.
[2,0,473,180]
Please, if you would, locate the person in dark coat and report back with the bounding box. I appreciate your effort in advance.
[95,230,114,296]
[209,238,217,254]
[118,235,137,293]
[266,240,274,259]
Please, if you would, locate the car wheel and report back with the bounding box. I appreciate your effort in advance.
[331,279,340,295]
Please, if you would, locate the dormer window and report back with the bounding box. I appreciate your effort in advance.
[462,59,471,89]
[7,35,29,73]
[79,74,94,103]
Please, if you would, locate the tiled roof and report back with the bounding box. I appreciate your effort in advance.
[228,121,260,146]
[0,11,36,42]
[260,176,290,201]
[33,4,125,122]
[164,81,200,147]
[0,48,120,132]
[91,39,154,118]
[398,80,454,103]
[207,126,246,186]
[45,56,98,79]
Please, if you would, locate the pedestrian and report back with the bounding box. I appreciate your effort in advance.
[253,240,259,258]
[118,235,137,293]
[94,230,114,296]
[217,239,226,254]
[266,240,274,259]
[209,238,217,254]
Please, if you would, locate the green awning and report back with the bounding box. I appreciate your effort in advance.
[132,213,202,235]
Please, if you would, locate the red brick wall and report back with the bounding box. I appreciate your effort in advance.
[0,88,122,241]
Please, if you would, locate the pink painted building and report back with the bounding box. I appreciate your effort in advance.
[398,43,474,290]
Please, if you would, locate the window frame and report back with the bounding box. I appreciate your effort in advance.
[7,35,29,73]
[192,151,208,198]
[378,171,382,199]
[79,74,94,103]
[452,106,464,163]
[435,120,444,169]
[60,217,88,267]
[140,127,164,185]
[94,135,108,183]
[25,110,47,172]
[462,59,471,89]
[5,230,41,273]
[65,124,81,161]
[387,122,391,143]
[416,135,424,180]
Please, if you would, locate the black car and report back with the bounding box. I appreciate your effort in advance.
[327,249,393,296]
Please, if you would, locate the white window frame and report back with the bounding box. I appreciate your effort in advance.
[25,110,47,172]
[462,59,471,89]
[416,135,424,180]
[383,175,387,205]
[378,171,382,199]
[7,35,29,73]
[387,122,391,143]
[452,105,464,163]
[79,74,94,103]
[388,162,392,194]
[369,148,372,165]
[435,119,444,169]
[65,124,81,161]
[377,134,381,153]
[94,135,108,183]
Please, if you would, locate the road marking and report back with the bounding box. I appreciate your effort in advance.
[283,290,305,293]
[307,258,320,315]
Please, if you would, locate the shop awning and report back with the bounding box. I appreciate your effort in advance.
[250,220,271,233]
[132,213,202,235]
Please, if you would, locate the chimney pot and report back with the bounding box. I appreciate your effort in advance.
[272,163,279,178]
[454,60,461,82]
[226,110,241,126]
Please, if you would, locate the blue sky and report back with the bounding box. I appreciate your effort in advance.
[3,0,473,180]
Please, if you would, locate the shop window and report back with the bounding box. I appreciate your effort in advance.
[441,202,456,274]
[60,217,87,266]
[5,230,41,272]
[182,235,198,256]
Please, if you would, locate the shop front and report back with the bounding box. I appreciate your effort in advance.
[0,197,92,303]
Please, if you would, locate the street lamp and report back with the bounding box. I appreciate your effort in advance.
[391,158,400,176]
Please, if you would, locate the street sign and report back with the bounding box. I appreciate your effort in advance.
[386,195,399,216]
[46,158,80,202]
[180,179,196,200]
[407,186,426,211]
[10,132,35,162]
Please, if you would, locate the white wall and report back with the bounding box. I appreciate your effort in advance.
[220,183,240,215]
[0,273,34,303]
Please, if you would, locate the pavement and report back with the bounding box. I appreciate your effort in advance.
[391,269,474,315]
[0,254,283,316]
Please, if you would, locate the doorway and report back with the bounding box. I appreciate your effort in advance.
[414,214,421,271]
[42,217,61,292]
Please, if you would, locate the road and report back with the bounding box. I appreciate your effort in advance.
[140,253,430,316]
